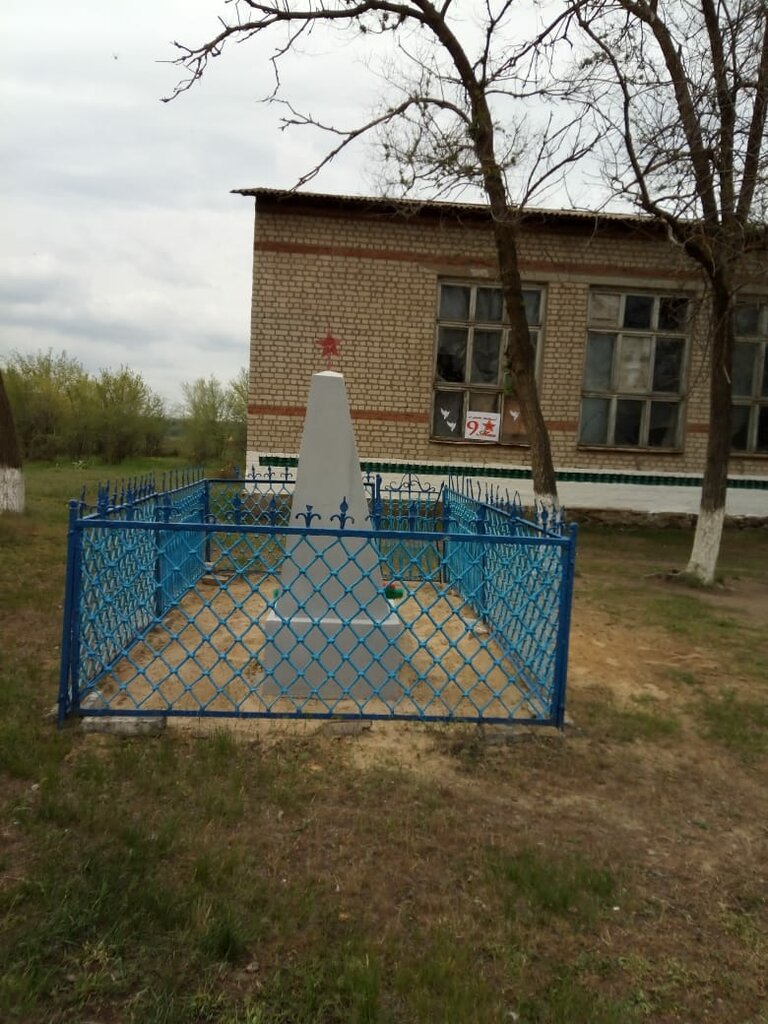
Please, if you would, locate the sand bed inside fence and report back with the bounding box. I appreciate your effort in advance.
[88,575,540,721]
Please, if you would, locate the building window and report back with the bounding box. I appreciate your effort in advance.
[432,281,543,444]
[579,290,690,449]
[732,301,768,454]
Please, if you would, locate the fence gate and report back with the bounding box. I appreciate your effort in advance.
[58,470,577,728]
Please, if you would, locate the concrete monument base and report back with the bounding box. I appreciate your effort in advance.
[260,607,404,701]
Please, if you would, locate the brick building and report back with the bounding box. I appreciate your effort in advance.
[235,187,768,517]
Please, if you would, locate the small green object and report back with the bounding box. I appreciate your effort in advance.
[385,583,404,600]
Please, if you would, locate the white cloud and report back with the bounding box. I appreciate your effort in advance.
[1,0,593,410]
[0,0,380,404]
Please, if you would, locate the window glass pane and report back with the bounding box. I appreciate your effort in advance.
[436,327,468,382]
[617,336,651,391]
[432,390,463,437]
[732,342,757,397]
[615,399,643,445]
[730,405,750,450]
[476,287,504,322]
[468,392,499,413]
[523,289,541,326]
[470,330,502,384]
[648,402,679,448]
[735,303,760,336]
[439,285,470,320]
[757,407,768,453]
[623,294,654,329]
[580,398,610,444]
[653,338,684,392]
[658,296,689,332]
[584,333,615,390]
[589,292,620,327]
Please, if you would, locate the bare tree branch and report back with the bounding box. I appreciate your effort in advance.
[567,0,768,583]
[164,0,599,500]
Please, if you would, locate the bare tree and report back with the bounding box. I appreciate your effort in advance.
[568,0,768,583]
[0,370,24,514]
[165,0,596,508]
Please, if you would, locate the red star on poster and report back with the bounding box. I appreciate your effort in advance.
[315,330,344,369]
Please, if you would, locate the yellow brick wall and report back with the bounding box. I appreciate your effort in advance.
[246,201,767,478]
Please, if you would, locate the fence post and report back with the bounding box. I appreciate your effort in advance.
[202,478,211,564]
[57,500,82,725]
[231,491,243,526]
[371,486,382,531]
[552,522,579,728]
[475,503,487,620]
[408,500,417,532]
[154,495,165,618]
[441,495,451,586]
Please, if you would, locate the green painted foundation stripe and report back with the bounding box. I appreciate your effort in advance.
[258,455,768,491]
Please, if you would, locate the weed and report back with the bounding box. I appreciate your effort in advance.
[198,905,247,964]
[666,666,699,687]
[515,969,640,1024]
[257,947,384,1024]
[440,725,489,768]
[488,846,617,927]
[645,593,739,642]
[581,696,682,743]
[700,691,768,759]
[393,928,505,1022]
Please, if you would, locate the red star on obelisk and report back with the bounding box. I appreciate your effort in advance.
[315,329,344,369]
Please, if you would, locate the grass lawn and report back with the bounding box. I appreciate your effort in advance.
[1,461,767,1023]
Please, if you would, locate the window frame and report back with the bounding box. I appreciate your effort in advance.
[431,279,545,446]
[731,299,768,456]
[578,289,691,451]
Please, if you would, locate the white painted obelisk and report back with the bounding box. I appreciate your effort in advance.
[260,371,403,701]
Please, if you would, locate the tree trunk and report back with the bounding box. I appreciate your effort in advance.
[466,96,559,505]
[0,370,25,514]
[495,217,559,507]
[685,277,733,584]
[379,3,560,507]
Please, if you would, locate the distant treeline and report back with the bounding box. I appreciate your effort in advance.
[2,350,247,465]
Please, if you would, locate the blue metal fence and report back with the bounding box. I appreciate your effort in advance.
[58,470,577,727]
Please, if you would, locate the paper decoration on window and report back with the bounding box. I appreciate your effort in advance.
[315,330,344,369]
[439,405,458,433]
[503,401,526,437]
[465,410,500,441]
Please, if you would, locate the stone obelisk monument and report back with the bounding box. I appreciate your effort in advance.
[260,371,403,701]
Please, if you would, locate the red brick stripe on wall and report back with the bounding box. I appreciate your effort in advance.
[254,239,698,282]
[352,409,429,424]
[248,403,428,425]
[248,404,306,417]
[255,239,494,269]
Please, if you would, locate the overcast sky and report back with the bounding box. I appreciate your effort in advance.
[1,1,384,406]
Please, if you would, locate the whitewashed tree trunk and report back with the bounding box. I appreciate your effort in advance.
[685,504,725,586]
[0,466,25,514]
[682,278,733,586]
[0,369,25,514]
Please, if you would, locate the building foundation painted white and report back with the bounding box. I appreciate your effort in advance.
[245,450,767,519]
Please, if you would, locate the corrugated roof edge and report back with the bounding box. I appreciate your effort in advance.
[231,186,662,234]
